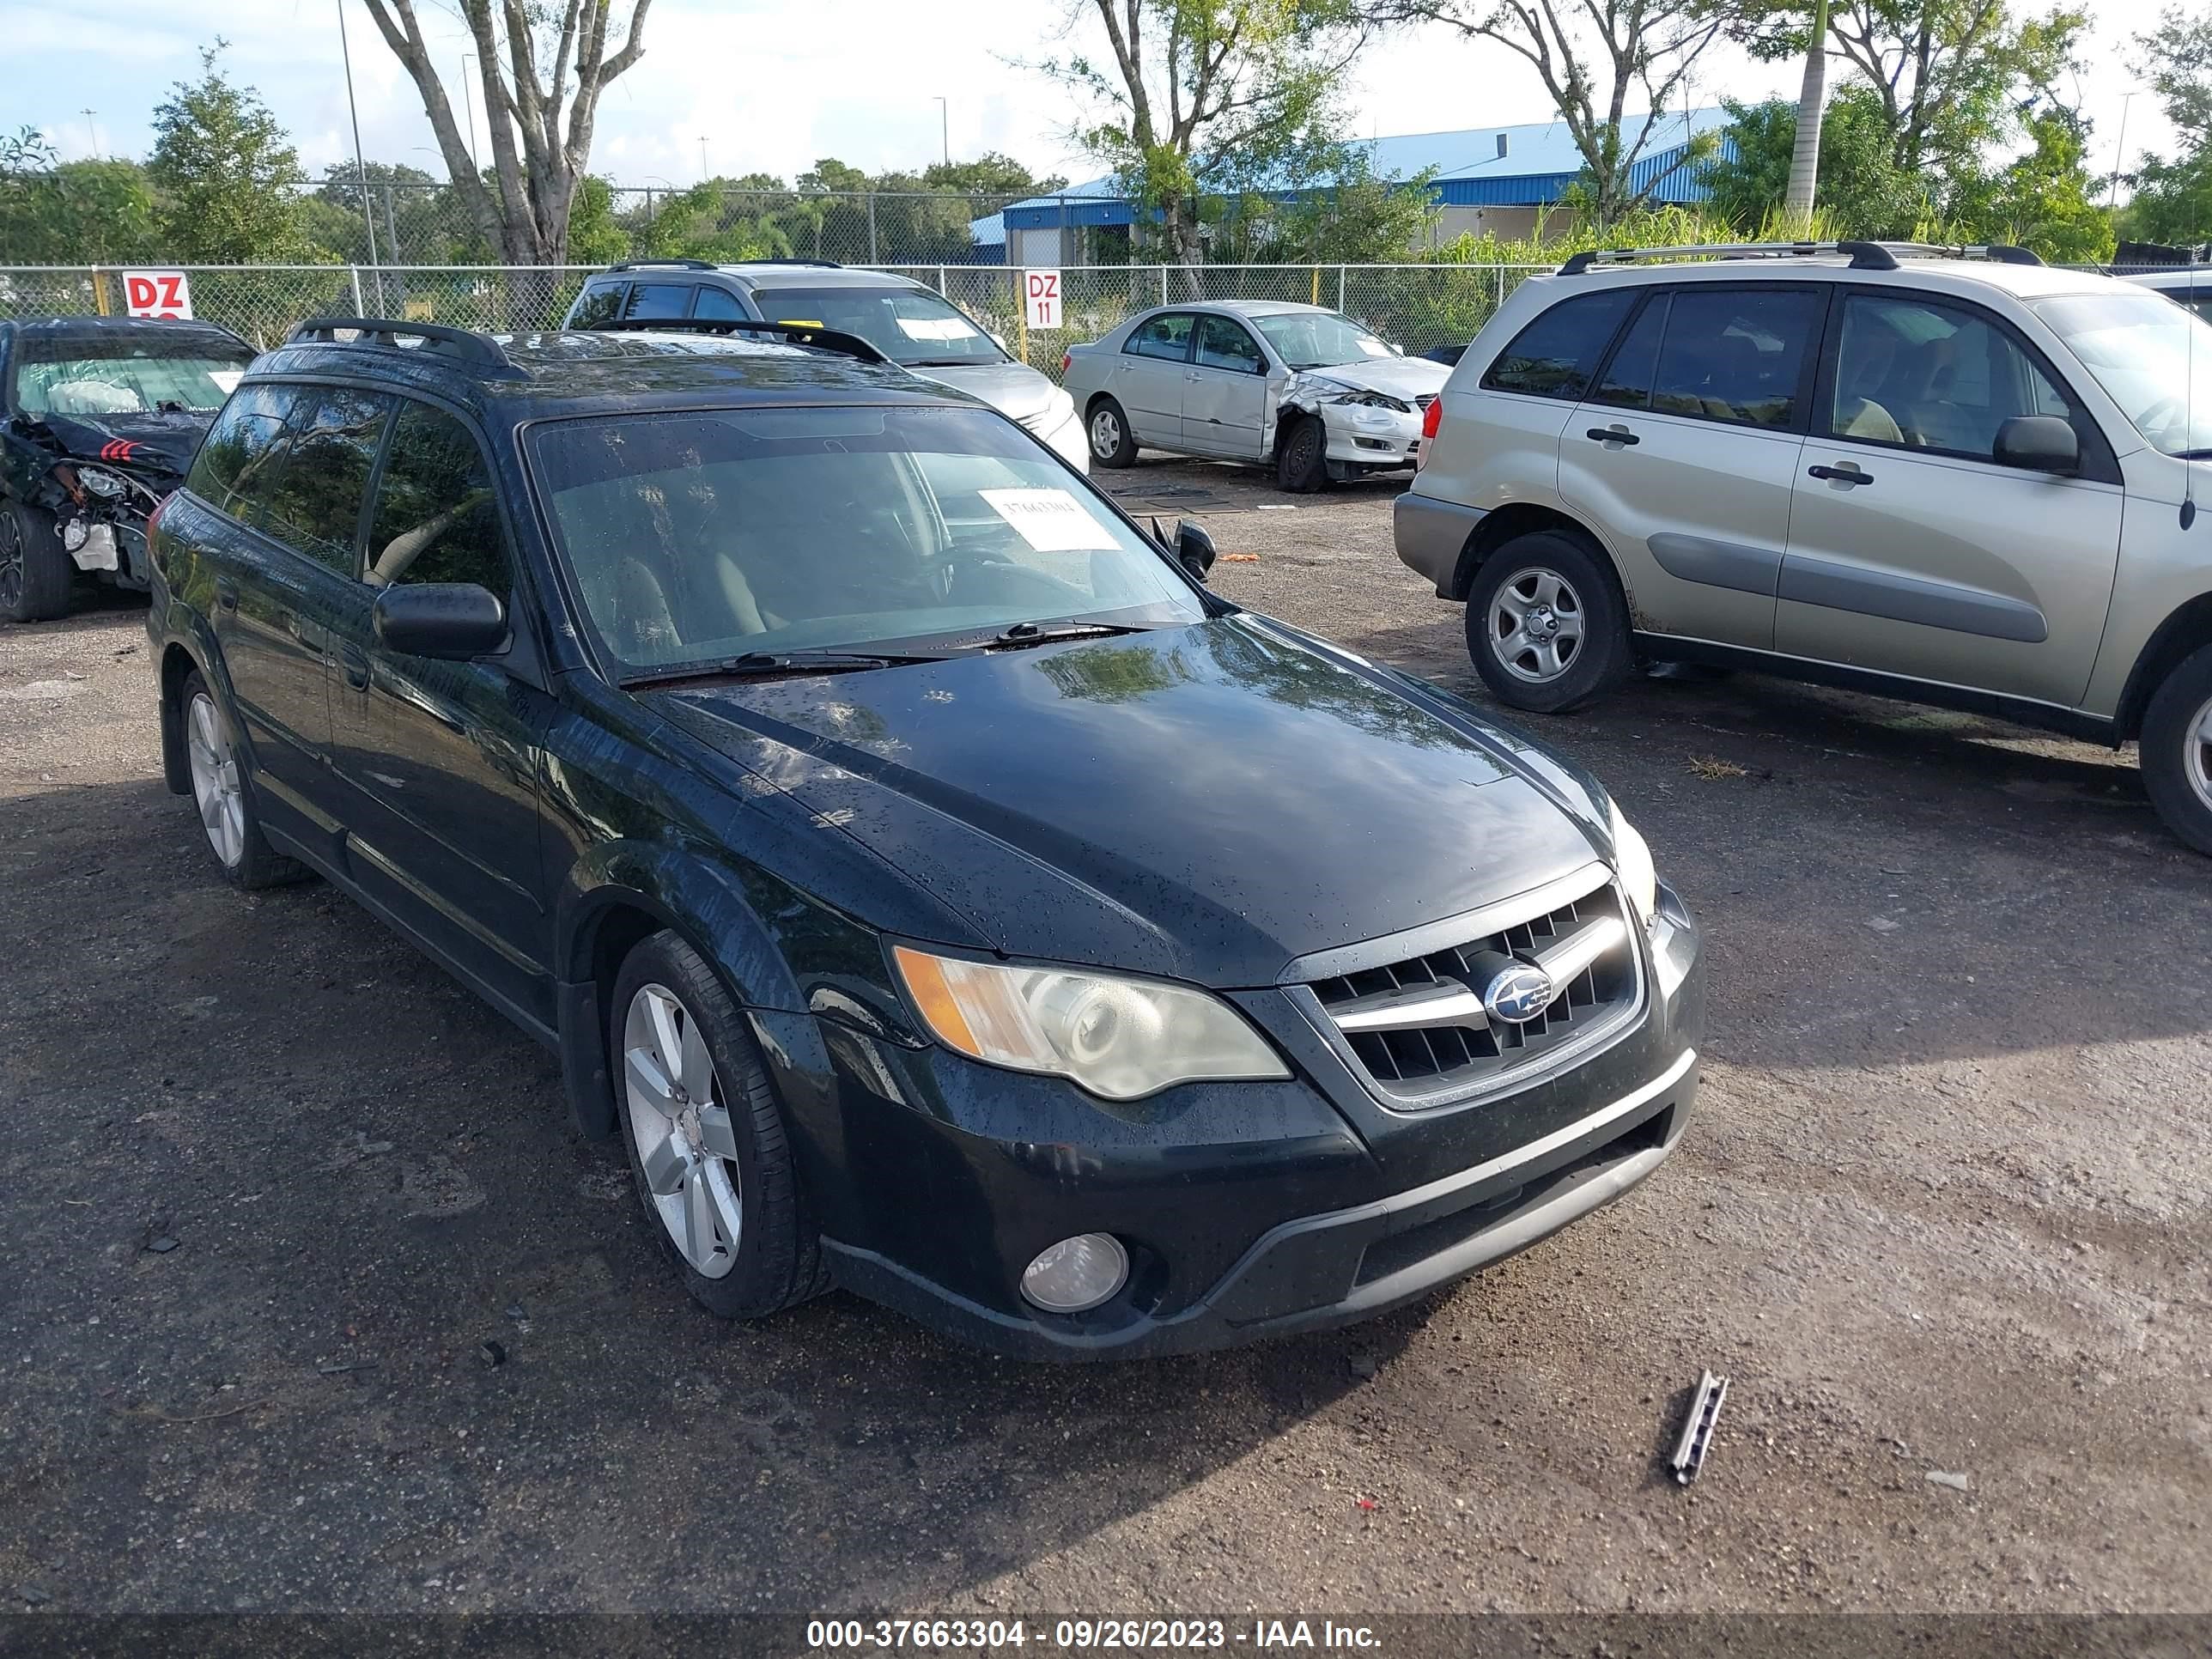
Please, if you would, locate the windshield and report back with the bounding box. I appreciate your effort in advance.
[529,404,1206,675]
[14,336,253,417]
[1252,312,1396,371]
[747,285,1006,368]
[2033,291,2212,457]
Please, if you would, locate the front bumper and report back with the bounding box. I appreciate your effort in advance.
[808,881,1705,1360]
[1320,403,1425,470]
[1030,403,1090,474]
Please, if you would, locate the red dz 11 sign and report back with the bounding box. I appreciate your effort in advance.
[122,270,195,320]
[1024,269,1061,331]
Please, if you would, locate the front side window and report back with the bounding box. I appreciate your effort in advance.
[365,403,507,593]
[2033,289,2212,458]
[693,286,745,320]
[255,388,392,571]
[186,383,303,521]
[1827,293,2075,459]
[1481,289,1636,400]
[1126,313,1195,362]
[570,283,626,327]
[528,404,1206,674]
[748,285,1005,368]
[1250,311,1394,371]
[15,331,253,417]
[1650,289,1820,429]
[625,283,694,321]
[1194,316,1267,374]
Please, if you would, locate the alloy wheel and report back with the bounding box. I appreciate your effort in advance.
[1488,566,1587,684]
[0,513,22,614]
[623,982,742,1279]
[1090,407,1123,459]
[2187,693,2212,814]
[185,691,246,868]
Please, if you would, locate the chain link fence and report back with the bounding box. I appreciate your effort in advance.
[0,262,1555,383]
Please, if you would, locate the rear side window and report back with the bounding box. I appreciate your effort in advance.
[1481,289,1636,399]
[1127,313,1195,362]
[252,388,392,571]
[693,286,744,320]
[571,283,625,327]
[365,401,509,596]
[624,283,693,321]
[1650,289,1822,429]
[187,383,303,520]
[1589,295,1668,410]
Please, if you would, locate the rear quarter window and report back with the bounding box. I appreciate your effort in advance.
[570,283,626,327]
[1480,289,1638,400]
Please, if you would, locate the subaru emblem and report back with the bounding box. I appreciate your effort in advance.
[1483,962,1558,1024]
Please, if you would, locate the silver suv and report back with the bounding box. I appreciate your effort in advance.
[1396,240,2212,856]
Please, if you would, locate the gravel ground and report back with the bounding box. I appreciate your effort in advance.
[1,456,2208,1620]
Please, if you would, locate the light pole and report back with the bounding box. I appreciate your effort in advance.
[79,109,98,158]
[699,136,710,184]
[336,0,382,280]
[2108,90,2137,215]
[933,97,949,167]
[460,53,480,171]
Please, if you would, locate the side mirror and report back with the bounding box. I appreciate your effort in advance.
[1993,414,2079,474]
[373,582,507,659]
[1175,519,1218,583]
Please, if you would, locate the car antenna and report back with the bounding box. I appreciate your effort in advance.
[2189,253,2201,531]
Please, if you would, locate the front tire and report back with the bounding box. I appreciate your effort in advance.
[1087,398,1138,468]
[611,931,831,1320]
[1463,530,1633,714]
[1275,414,1328,493]
[0,500,75,624]
[180,671,309,890]
[2141,643,2212,856]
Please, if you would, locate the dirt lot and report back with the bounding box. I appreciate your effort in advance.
[1,456,2208,1620]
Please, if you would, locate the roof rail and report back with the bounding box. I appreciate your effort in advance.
[741,258,843,268]
[284,317,525,377]
[1557,240,2045,276]
[608,258,719,273]
[585,316,892,366]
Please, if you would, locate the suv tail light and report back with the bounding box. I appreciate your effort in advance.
[1416,394,1444,468]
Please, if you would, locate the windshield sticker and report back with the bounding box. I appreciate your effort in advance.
[895,316,979,342]
[979,488,1119,552]
[208,369,243,392]
[1357,337,1390,356]
[774,318,824,329]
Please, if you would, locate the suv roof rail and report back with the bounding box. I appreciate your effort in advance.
[1557,240,2046,276]
[607,258,719,273]
[585,316,893,367]
[740,258,843,268]
[284,316,526,377]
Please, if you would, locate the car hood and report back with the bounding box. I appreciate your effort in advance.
[33,407,215,483]
[913,361,1066,426]
[1287,356,1451,402]
[649,615,1609,988]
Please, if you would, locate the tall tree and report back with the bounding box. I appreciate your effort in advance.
[2123,6,2212,244]
[1782,0,1831,228]
[359,0,653,264]
[1042,0,1369,266]
[146,43,307,262]
[1702,87,1924,234]
[1369,0,1723,225]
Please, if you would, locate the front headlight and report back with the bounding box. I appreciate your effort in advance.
[1609,802,1659,929]
[890,945,1290,1101]
[1327,389,1413,414]
[76,465,129,499]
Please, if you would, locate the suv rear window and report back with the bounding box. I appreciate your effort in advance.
[1481,289,1636,400]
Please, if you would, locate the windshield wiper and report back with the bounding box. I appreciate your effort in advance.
[623,647,950,686]
[2172,447,2212,459]
[906,356,994,368]
[980,620,1157,651]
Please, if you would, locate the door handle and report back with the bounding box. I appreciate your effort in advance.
[338,647,370,691]
[1185,370,1203,381]
[1808,464,1873,486]
[215,579,239,612]
[1585,426,1639,446]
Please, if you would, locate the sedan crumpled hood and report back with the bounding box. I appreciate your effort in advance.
[914,361,1066,427]
[37,408,214,482]
[651,615,1608,988]
[1289,356,1450,404]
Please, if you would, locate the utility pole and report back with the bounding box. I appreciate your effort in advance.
[336,0,381,271]
[79,109,98,158]
[699,136,709,184]
[2108,91,2137,214]
[933,98,950,167]
[460,53,480,170]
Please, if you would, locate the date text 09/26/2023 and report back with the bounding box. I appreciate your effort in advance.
[805,1620,1382,1651]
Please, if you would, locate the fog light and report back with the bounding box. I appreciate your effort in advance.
[1020,1233,1129,1314]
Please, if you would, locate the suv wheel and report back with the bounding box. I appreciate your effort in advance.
[611,931,833,1320]
[1276,414,1328,493]
[181,671,309,889]
[0,500,75,624]
[1088,398,1138,467]
[1464,530,1632,714]
[2141,642,2212,856]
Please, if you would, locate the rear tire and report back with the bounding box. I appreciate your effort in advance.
[180,671,310,890]
[1087,398,1138,468]
[1463,530,1633,714]
[1275,414,1328,493]
[2140,643,2212,857]
[0,500,75,623]
[611,930,832,1321]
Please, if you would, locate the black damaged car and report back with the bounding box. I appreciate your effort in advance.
[1,315,257,622]
[147,316,1705,1359]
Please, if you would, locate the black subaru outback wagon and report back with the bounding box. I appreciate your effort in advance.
[148,316,1705,1359]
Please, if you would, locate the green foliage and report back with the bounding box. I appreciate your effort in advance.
[1702,89,1927,237]
[298,161,464,264]
[2124,6,2212,245]
[1215,156,1439,262]
[1943,111,2114,263]
[0,139,161,264]
[147,42,309,262]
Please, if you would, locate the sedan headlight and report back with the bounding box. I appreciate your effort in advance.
[76,465,129,499]
[1327,389,1413,414]
[1609,801,1659,929]
[891,945,1290,1100]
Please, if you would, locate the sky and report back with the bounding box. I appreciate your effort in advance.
[0,0,2188,198]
